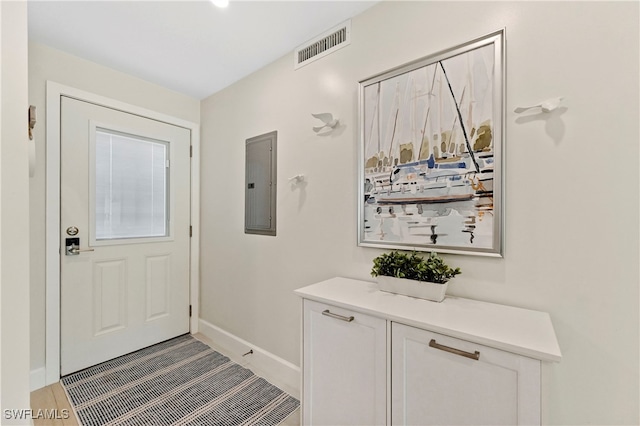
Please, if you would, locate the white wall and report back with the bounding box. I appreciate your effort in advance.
[200,1,639,424]
[1,0,31,422]
[28,42,200,377]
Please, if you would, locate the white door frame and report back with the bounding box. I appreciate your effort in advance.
[45,81,200,385]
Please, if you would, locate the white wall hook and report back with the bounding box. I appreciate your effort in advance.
[288,174,305,183]
[514,96,564,114]
[311,112,339,133]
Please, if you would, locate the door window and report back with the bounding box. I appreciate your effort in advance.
[93,128,169,242]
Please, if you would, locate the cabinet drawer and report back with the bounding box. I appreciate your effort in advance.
[303,299,386,425]
[392,322,541,426]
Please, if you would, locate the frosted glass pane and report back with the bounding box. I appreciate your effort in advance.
[95,129,168,240]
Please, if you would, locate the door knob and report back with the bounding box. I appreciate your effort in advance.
[65,237,94,256]
[66,246,95,255]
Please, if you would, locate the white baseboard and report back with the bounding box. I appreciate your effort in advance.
[196,319,300,399]
[30,367,46,391]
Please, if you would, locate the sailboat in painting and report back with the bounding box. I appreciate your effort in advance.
[362,39,499,251]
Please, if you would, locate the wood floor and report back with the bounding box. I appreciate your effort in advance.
[30,382,79,426]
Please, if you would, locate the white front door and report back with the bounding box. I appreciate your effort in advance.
[60,96,191,375]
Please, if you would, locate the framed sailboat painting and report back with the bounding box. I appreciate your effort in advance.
[358,30,505,256]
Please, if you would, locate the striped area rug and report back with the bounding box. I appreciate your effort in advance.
[61,334,299,426]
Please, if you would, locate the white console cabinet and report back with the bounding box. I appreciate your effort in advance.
[296,277,561,426]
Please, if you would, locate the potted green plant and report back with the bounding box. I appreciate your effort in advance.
[371,250,461,302]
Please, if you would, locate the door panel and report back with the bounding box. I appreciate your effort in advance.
[60,97,191,375]
[391,322,541,425]
[92,258,127,336]
[303,299,387,426]
[145,254,171,321]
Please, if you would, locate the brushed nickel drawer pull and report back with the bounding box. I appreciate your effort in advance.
[322,310,354,323]
[429,339,480,360]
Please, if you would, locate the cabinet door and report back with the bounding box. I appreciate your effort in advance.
[392,323,540,426]
[303,299,387,426]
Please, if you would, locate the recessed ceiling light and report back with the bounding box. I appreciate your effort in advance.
[211,0,229,8]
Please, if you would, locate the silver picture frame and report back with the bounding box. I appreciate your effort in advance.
[358,30,505,257]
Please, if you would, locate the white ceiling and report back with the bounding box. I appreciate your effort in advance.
[28,1,377,100]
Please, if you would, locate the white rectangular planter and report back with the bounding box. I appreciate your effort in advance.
[377,276,449,302]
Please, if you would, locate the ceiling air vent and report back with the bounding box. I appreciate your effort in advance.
[294,20,351,70]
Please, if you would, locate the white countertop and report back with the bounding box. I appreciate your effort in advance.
[295,277,562,362]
